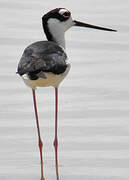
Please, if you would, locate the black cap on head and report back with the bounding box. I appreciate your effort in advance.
[42,8,71,23]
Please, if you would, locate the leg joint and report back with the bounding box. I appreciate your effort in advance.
[39,138,43,149]
[54,138,58,148]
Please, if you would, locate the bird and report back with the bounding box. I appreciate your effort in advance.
[17,8,116,180]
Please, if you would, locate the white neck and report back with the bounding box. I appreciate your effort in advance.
[53,32,65,49]
[47,18,66,49]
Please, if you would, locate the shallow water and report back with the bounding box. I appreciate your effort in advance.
[0,0,129,180]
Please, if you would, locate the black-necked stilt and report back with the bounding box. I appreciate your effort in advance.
[17,8,116,180]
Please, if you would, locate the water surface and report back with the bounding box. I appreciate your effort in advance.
[0,0,129,180]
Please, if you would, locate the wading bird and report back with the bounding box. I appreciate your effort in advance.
[17,8,116,180]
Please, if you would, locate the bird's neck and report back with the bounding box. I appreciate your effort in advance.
[43,18,66,49]
[52,33,65,49]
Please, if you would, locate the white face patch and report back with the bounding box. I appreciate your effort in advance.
[47,17,74,48]
[48,17,74,33]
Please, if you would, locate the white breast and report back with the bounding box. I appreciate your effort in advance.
[22,64,70,89]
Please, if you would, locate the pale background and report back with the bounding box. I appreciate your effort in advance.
[0,0,129,180]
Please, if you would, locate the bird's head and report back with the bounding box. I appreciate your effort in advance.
[42,8,116,48]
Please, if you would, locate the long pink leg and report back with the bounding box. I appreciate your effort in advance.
[32,89,45,180]
[53,87,59,180]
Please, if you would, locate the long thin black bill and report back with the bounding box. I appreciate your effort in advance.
[74,20,117,32]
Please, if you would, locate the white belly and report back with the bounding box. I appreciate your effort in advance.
[22,64,70,89]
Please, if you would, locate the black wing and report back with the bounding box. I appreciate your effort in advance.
[17,41,68,79]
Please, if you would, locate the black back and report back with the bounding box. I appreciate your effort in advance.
[17,41,67,80]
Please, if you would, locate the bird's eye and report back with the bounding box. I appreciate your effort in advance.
[59,9,71,19]
[62,11,70,18]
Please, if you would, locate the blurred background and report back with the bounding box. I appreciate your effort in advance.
[0,0,129,180]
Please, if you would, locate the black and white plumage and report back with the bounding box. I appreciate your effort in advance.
[17,41,70,89]
[17,8,74,89]
[18,41,67,77]
[17,8,116,89]
[17,8,116,180]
